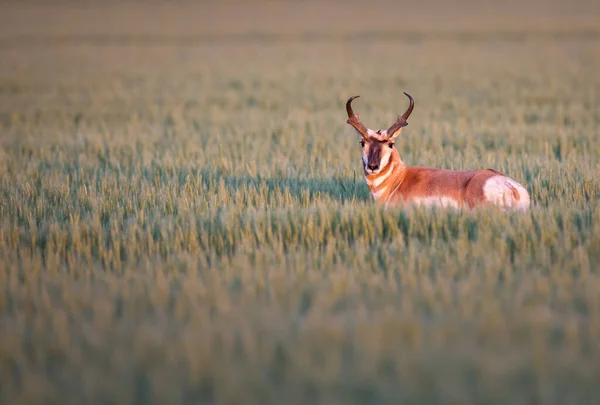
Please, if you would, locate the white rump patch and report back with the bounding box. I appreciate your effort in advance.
[410,196,460,209]
[483,175,530,211]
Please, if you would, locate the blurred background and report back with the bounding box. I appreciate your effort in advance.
[1,0,599,37]
[1,1,600,405]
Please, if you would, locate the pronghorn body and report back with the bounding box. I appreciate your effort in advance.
[346,93,530,211]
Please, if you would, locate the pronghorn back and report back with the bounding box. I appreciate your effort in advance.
[384,165,530,210]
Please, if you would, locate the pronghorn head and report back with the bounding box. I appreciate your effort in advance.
[346,92,414,175]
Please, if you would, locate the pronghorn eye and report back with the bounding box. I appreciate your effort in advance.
[359,141,365,147]
[389,142,395,148]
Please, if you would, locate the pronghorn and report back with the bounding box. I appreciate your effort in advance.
[345,92,530,210]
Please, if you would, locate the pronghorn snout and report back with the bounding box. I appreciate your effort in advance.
[367,163,379,171]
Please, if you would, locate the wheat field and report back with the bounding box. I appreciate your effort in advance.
[1,1,600,404]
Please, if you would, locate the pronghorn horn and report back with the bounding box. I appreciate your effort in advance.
[346,95,369,139]
[385,92,414,138]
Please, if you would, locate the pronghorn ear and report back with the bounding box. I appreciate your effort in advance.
[387,123,407,140]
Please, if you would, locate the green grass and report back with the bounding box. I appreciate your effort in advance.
[1,2,600,404]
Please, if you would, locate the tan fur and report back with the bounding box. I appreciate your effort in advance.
[365,148,529,210]
[347,92,530,211]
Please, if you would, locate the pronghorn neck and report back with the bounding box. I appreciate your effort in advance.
[364,149,406,202]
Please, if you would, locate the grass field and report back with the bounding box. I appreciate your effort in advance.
[1,1,600,404]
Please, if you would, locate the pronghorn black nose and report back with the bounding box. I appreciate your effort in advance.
[368,163,379,171]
